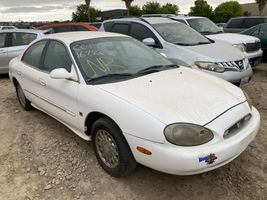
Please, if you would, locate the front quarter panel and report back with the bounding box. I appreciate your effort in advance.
[77,84,166,144]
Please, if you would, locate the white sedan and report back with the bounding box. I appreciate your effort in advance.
[9,32,260,177]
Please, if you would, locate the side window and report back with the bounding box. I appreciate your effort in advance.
[22,40,47,68]
[259,24,267,37]
[11,33,37,46]
[242,18,264,29]
[129,23,157,41]
[103,22,114,31]
[42,41,72,72]
[74,25,88,31]
[111,23,130,35]
[227,19,244,28]
[251,27,260,37]
[54,26,74,33]
[0,33,7,48]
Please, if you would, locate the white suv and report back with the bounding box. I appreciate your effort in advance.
[100,17,252,86]
[170,16,263,67]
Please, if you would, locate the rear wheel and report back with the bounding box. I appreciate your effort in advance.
[15,83,32,111]
[92,117,137,177]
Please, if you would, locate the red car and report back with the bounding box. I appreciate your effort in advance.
[37,22,97,33]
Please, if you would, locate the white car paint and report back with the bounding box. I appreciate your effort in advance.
[9,32,260,175]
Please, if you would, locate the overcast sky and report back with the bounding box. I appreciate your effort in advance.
[0,0,254,22]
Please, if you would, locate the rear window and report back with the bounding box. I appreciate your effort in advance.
[241,18,265,29]
[54,26,74,33]
[74,25,88,31]
[227,19,244,28]
[103,22,114,31]
[111,24,130,35]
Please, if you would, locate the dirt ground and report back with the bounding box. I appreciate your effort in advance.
[0,64,266,200]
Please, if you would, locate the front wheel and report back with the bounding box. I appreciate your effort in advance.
[92,117,137,177]
[15,83,32,111]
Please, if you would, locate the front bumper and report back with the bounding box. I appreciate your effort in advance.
[244,49,263,67]
[125,107,260,175]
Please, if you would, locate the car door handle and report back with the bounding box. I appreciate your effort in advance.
[39,79,46,86]
[0,49,6,53]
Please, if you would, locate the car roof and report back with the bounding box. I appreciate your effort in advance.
[142,17,178,24]
[0,29,46,34]
[229,16,267,20]
[41,31,129,44]
[171,16,204,20]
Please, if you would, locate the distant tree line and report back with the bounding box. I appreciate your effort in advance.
[73,0,267,23]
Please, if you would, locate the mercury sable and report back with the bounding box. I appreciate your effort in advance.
[9,32,260,177]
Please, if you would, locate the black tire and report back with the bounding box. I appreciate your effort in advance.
[15,83,32,111]
[92,117,137,177]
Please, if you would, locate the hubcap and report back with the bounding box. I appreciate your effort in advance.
[95,129,119,168]
[17,85,26,107]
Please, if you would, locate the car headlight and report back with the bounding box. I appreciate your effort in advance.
[195,61,225,73]
[164,123,214,146]
[243,91,252,110]
[233,43,246,52]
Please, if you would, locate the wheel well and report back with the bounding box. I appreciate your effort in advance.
[12,77,19,87]
[85,112,117,136]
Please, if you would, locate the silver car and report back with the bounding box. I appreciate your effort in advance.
[0,29,46,74]
[100,17,252,85]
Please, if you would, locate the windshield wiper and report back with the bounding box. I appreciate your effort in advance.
[87,73,133,83]
[136,64,178,75]
[174,43,194,46]
[201,31,223,35]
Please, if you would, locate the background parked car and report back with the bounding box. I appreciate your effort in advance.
[90,22,102,29]
[37,22,97,33]
[224,16,267,33]
[0,29,46,74]
[241,23,267,59]
[0,26,17,30]
[170,16,263,67]
[100,17,252,86]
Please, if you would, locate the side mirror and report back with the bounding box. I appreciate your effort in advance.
[142,38,156,46]
[50,68,73,80]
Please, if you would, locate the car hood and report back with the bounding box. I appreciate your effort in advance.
[179,42,244,62]
[96,67,246,126]
[206,33,260,44]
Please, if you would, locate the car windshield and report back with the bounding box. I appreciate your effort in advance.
[71,37,175,84]
[152,22,211,45]
[187,18,222,35]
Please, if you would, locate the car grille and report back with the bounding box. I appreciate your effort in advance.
[246,41,261,53]
[216,59,247,71]
[224,114,252,139]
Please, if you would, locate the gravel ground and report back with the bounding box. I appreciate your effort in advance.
[0,64,266,200]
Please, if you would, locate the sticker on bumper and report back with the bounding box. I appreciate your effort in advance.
[198,153,217,165]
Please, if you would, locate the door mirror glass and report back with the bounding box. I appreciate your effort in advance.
[50,68,73,79]
[142,38,156,46]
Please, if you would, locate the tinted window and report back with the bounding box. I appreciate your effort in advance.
[11,33,37,46]
[22,40,47,68]
[130,23,156,41]
[74,25,88,31]
[242,18,265,29]
[103,22,114,31]
[259,24,267,37]
[111,24,130,34]
[227,19,244,28]
[54,26,74,33]
[42,41,72,72]
[0,33,6,48]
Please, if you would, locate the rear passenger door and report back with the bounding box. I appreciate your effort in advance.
[0,33,8,73]
[7,32,37,62]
